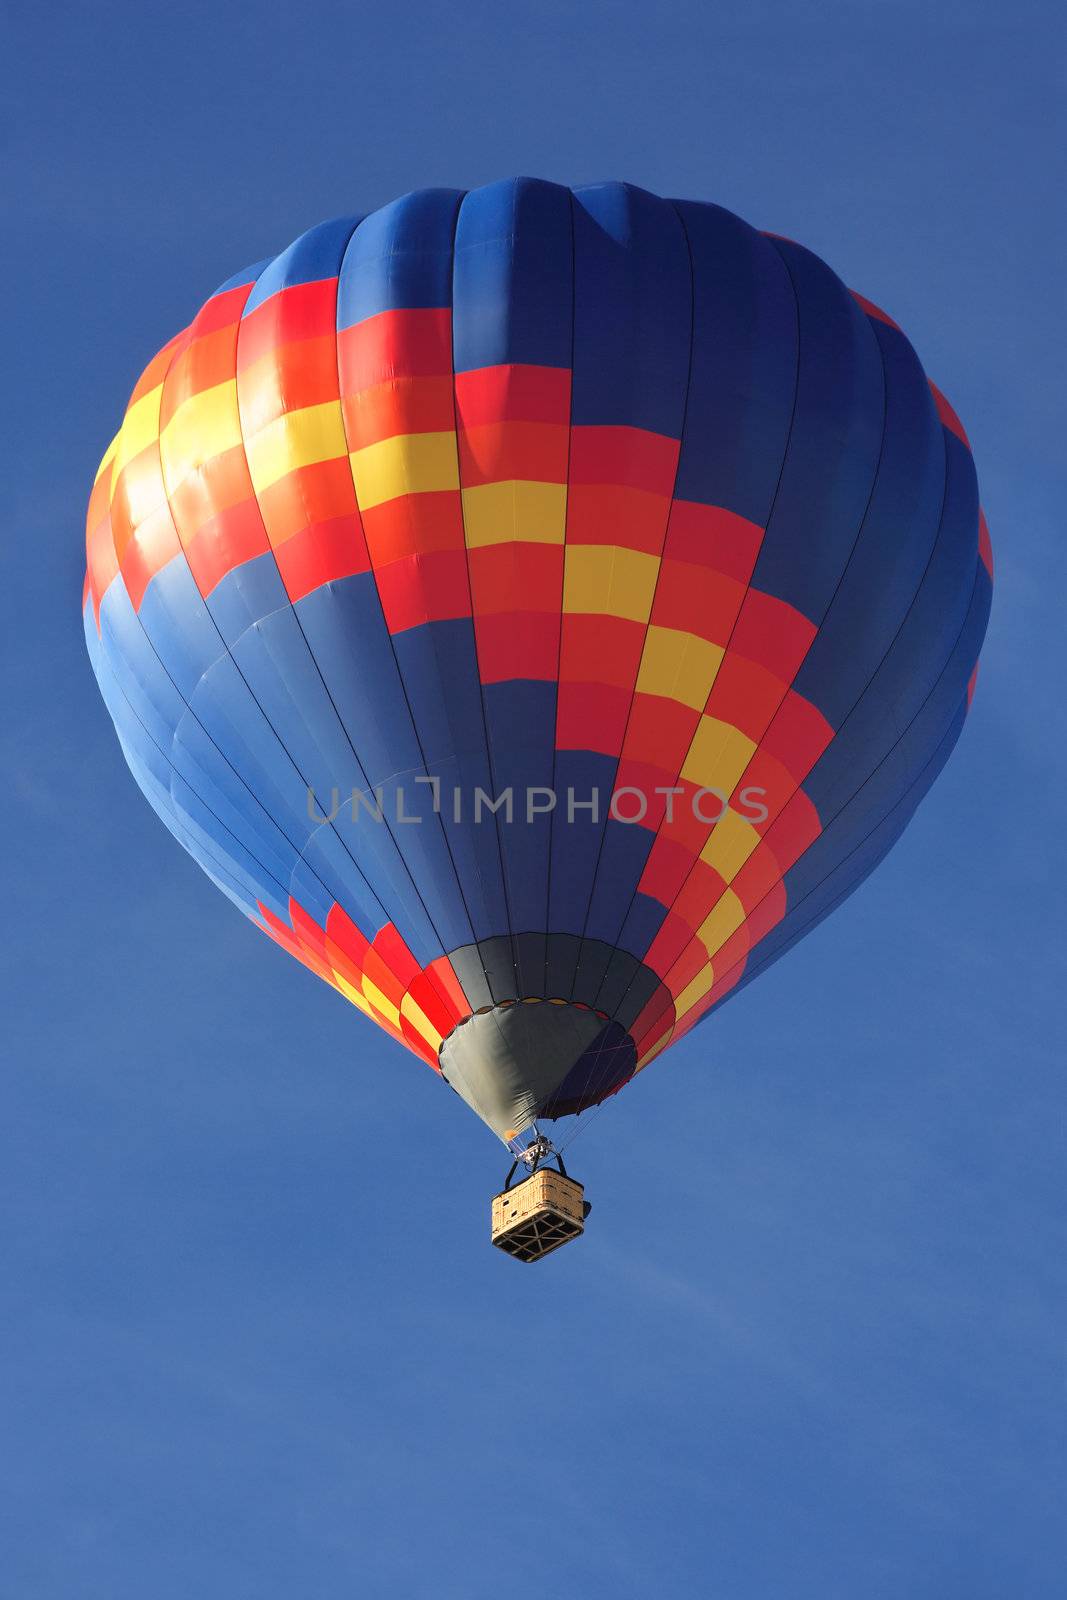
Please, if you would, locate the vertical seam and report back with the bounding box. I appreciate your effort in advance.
[446,185,522,999]
[231,219,465,964]
[615,290,970,1028]
[608,236,890,1015]
[101,300,383,934]
[542,186,578,998]
[585,219,804,1025]
[328,203,504,996]
[675,565,983,1029]
[570,193,698,1116]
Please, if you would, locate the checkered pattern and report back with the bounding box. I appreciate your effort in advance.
[85,181,992,1136]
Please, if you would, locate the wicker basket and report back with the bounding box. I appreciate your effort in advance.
[491,1168,586,1262]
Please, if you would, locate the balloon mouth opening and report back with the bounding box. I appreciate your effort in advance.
[438,997,638,1141]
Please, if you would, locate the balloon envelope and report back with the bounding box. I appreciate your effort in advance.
[84,180,992,1145]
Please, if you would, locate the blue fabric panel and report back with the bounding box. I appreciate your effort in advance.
[291,829,392,947]
[86,599,293,924]
[176,664,359,925]
[546,750,618,936]
[722,694,971,1010]
[295,575,474,954]
[452,178,574,372]
[210,260,271,297]
[335,188,506,981]
[98,577,192,753]
[224,602,443,958]
[555,182,692,997]
[167,768,305,924]
[617,890,671,963]
[137,556,228,702]
[583,819,657,948]
[169,715,297,894]
[98,579,299,909]
[451,179,576,942]
[669,200,798,522]
[569,181,691,435]
[242,216,361,316]
[203,553,289,651]
[787,567,990,910]
[577,201,796,971]
[392,618,510,941]
[139,548,447,958]
[751,236,885,624]
[790,316,947,729]
[123,553,393,943]
[804,428,980,822]
[336,188,464,325]
[481,679,560,934]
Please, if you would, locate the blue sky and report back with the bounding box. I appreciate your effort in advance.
[3,2,1064,1595]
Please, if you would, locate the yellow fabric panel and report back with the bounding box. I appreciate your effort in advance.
[350,431,459,509]
[674,964,714,1020]
[461,480,568,547]
[400,990,444,1051]
[360,976,402,1029]
[334,972,375,1019]
[244,401,348,494]
[94,431,121,488]
[159,380,243,485]
[699,809,761,882]
[635,1028,674,1072]
[636,625,725,711]
[681,716,757,795]
[111,385,163,491]
[562,544,659,624]
[697,889,746,959]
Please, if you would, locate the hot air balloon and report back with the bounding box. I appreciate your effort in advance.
[84,181,992,1258]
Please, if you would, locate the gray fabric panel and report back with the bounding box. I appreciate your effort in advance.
[544,933,584,999]
[438,1002,605,1140]
[512,931,547,996]
[479,934,520,1003]
[572,938,614,1001]
[612,963,667,1030]
[447,944,495,1010]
